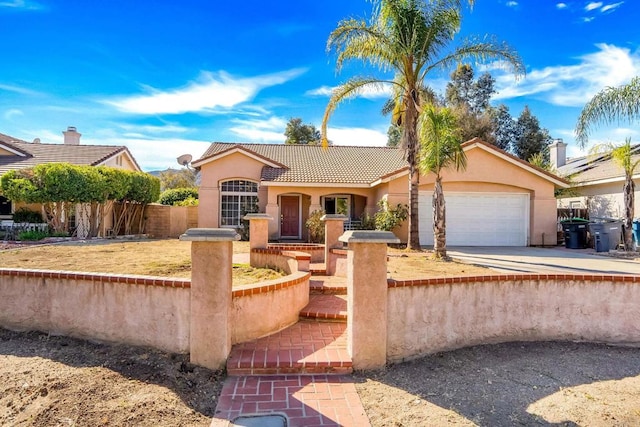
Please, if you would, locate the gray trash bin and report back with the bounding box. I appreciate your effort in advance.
[589,220,622,252]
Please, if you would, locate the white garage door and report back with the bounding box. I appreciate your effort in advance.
[418,192,529,246]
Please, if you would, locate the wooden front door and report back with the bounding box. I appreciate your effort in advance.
[280,195,300,238]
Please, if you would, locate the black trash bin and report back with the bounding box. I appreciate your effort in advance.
[561,219,589,249]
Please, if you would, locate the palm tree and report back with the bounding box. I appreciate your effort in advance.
[322,0,524,250]
[418,103,465,259]
[575,77,640,148]
[590,139,640,250]
[576,77,640,250]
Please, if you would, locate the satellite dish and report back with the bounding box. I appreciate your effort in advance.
[177,153,193,167]
[32,138,41,144]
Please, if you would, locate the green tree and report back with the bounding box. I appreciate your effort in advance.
[514,106,551,162]
[445,64,495,114]
[575,77,640,250]
[575,77,640,147]
[386,124,402,147]
[159,168,197,190]
[284,118,321,145]
[490,103,519,151]
[322,0,524,249]
[418,104,466,259]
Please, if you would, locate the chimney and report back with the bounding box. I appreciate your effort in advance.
[63,126,81,145]
[550,138,567,168]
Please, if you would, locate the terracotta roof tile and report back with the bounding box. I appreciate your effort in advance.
[198,142,407,185]
[0,134,133,175]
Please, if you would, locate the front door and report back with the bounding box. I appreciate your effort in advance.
[280,195,300,239]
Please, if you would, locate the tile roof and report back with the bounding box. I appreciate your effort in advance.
[0,133,136,175]
[197,143,408,185]
[557,144,640,184]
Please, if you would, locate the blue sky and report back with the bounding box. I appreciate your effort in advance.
[1,0,638,170]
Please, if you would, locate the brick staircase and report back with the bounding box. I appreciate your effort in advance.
[226,271,351,376]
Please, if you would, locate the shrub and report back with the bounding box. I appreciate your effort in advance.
[174,196,199,206]
[374,200,408,231]
[12,208,44,223]
[18,230,49,241]
[305,210,325,243]
[158,188,199,206]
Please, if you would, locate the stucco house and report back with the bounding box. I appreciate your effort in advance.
[553,139,640,219]
[0,127,141,221]
[194,137,568,246]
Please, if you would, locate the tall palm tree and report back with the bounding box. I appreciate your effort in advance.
[322,0,524,250]
[576,77,640,250]
[418,103,465,259]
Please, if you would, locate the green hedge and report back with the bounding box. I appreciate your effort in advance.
[158,187,199,206]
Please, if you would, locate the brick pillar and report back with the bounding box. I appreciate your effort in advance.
[339,230,400,370]
[179,228,239,370]
[244,213,272,267]
[322,214,347,274]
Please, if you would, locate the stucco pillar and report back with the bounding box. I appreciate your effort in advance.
[265,203,279,240]
[309,194,322,216]
[244,213,273,266]
[322,214,348,274]
[179,228,239,370]
[339,230,400,370]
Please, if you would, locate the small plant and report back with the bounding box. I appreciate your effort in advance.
[12,208,44,223]
[359,211,377,230]
[374,199,408,231]
[18,230,49,241]
[305,210,325,243]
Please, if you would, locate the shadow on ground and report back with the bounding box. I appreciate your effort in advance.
[355,341,640,426]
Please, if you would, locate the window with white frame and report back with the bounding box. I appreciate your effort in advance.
[322,195,351,218]
[220,180,259,227]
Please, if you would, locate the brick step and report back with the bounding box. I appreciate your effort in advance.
[309,277,347,295]
[227,320,352,376]
[300,294,347,322]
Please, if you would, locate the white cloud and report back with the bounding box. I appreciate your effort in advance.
[601,2,624,12]
[106,68,306,115]
[325,127,387,146]
[116,123,188,134]
[585,2,603,11]
[506,1,518,7]
[306,83,393,100]
[0,0,44,10]
[229,116,288,143]
[492,44,640,107]
[556,2,568,9]
[0,83,41,96]
[4,109,23,120]
[582,16,595,22]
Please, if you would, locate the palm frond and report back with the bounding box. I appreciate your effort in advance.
[418,104,466,176]
[575,77,640,148]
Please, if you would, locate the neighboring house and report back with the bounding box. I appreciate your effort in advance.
[194,138,568,246]
[553,139,640,219]
[0,127,141,224]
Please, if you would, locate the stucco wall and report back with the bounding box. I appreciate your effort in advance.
[0,269,190,353]
[557,180,640,219]
[386,274,640,363]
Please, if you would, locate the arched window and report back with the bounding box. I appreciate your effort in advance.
[220,180,259,227]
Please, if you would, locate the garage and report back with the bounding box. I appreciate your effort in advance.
[418,192,529,246]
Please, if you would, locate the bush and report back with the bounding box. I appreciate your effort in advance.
[374,200,408,231]
[18,230,49,241]
[174,196,199,206]
[158,188,199,206]
[305,210,325,243]
[12,208,44,223]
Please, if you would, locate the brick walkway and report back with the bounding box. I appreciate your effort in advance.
[211,375,370,427]
[211,274,371,426]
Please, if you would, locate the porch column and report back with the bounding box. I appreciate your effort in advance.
[322,214,348,274]
[244,213,273,266]
[265,203,279,240]
[179,228,239,370]
[339,230,400,370]
[309,194,322,216]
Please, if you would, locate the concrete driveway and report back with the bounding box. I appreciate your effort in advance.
[448,246,640,275]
